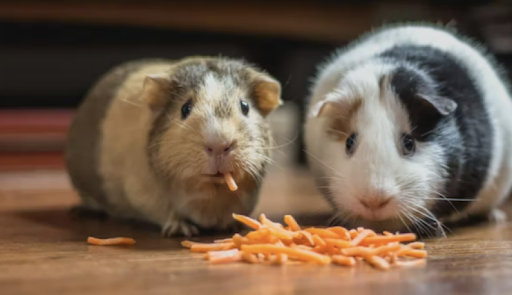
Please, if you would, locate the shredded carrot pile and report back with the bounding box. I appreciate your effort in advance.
[181,213,427,270]
[87,237,136,246]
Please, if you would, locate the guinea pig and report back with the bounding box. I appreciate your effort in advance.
[65,57,282,237]
[304,23,512,237]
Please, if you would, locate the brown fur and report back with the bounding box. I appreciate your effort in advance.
[65,56,282,237]
[65,59,164,213]
[317,99,362,141]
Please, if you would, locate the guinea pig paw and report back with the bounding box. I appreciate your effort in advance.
[488,209,507,224]
[161,219,199,237]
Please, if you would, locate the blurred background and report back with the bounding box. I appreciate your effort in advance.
[0,0,511,172]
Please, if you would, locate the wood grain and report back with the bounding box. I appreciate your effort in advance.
[1,163,512,295]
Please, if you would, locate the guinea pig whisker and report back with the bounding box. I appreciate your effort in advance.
[326,213,340,227]
[402,204,440,232]
[400,200,447,238]
[404,211,435,238]
[439,222,455,236]
[343,210,359,227]
[417,218,441,238]
[302,149,344,178]
[396,212,414,234]
[420,123,444,138]
[431,191,459,214]
[243,155,276,172]
[418,197,476,202]
[239,162,264,183]
[421,197,479,202]
[120,97,143,108]
[254,153,277,165]
[260,132,300,151]
[399,204,435,237]
[335,211,351,225]
[166,115,197,133]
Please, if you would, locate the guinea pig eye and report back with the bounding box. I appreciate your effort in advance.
[345,133,357,155]
[401,134,416,156]
[181,99,193,119]
[240,100,250,116]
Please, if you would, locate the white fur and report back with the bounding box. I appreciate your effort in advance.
[200,73,239,174]
[202,72,226,145]
[304,24,512,231]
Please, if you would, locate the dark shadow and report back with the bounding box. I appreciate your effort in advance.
[9,207,185,251]
[8,206,277,250]
[13,200,511,248]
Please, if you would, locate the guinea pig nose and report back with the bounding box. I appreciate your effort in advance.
[205,141,234,156]
[360,198,392,210]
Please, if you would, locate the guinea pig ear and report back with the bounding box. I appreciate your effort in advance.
[417,94,457,116]
[250,74,283,117]
[309,99,341,118]
[309,89,356,118]
[141,74,171,111]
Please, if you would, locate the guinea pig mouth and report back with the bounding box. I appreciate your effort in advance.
[201,172,227,183]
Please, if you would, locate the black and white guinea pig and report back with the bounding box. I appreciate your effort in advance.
[304,23,512,237]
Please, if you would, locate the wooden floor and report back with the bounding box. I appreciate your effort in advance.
[2,161,512,295]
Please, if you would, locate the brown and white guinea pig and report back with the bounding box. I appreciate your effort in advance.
[304,23,512,237]
[65,57,282,237]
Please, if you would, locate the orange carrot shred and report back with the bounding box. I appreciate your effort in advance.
[327,227,351,240]
[395,259,427,268]
[324,239,351,249]
[350,229,375,246]
[232,213,261,230]
[284,215,302,231]
[299,230,315,246]
[407,242,425,249]
[241,252,259,264]
[214,238,233,244]
[349,229,358,239]
[190,242,236,253]
[312,234,326,247]
[87,237,136,246]
[224,172,238,191]
[207,249,242,264]
[372,244,401,256]
[366,255,390,270]
[242,244,331,265]
[181,240,194,248]
[341,246,374,257]
[359,233,417,246]
[390,253,398,264]
[304,228,341,239]
[404,249,428,258]
[332,255,356,266]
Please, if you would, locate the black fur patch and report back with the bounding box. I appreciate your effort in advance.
[380,45,493,221]
[387,67,444,140]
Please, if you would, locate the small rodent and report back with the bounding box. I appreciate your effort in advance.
[304,23,512,237]
[65,56,282,237]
